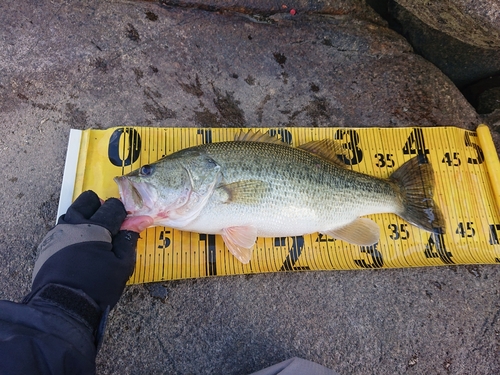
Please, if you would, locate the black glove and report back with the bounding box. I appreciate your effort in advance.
[30,190,139,313]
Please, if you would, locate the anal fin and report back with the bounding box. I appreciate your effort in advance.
[323,218,380,246]
[221,226,258,264]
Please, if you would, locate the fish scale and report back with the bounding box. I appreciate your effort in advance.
[190,140,398,231]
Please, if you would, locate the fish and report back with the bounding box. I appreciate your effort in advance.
[114,130,445,264]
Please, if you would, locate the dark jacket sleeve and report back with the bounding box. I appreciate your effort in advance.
[0,284,102,375]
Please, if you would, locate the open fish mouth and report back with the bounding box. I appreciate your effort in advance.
[129,184,144,214]
[114,176,152,215]
[129,184,143,210]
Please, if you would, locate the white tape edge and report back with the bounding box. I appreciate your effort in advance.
[56,129,83,223]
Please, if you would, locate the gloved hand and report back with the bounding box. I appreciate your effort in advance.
[30,190,151,312]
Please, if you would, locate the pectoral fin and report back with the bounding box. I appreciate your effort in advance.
[323,218,380,246]
[221,226,257,264]
[217,180,268,204]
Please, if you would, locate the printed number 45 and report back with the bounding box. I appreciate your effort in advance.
[456,222,475,238]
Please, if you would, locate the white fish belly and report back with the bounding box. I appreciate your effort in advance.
[179,195,394,238]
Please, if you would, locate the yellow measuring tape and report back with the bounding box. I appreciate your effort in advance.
[62,125,500,284]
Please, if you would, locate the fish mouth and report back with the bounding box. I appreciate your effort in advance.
[129,184,143,210]
[114,176,153,215]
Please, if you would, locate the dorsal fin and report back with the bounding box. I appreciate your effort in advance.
[298,139,347,167]
[234,130,288,145]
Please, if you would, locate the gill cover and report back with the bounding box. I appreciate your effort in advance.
[154,149,222,227]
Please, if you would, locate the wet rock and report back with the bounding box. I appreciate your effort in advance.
[478,88,500,115]
[388,0,500,88]
[394,0,500,49]
[482,109,500,147]
[462,74,500,149]
[462,74,500,114]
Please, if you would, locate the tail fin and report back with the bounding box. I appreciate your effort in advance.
[390,156,445,234]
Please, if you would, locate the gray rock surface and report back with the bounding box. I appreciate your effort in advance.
[479,87,500,115]
[0,1,498,374]
[159,0,384,22]
[1,0,480,130]
[389,0,500,88]
[393,0,500,49]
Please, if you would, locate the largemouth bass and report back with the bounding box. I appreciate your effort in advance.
[115,131,445,263]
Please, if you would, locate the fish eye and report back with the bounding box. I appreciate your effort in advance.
[140,164,154,177]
